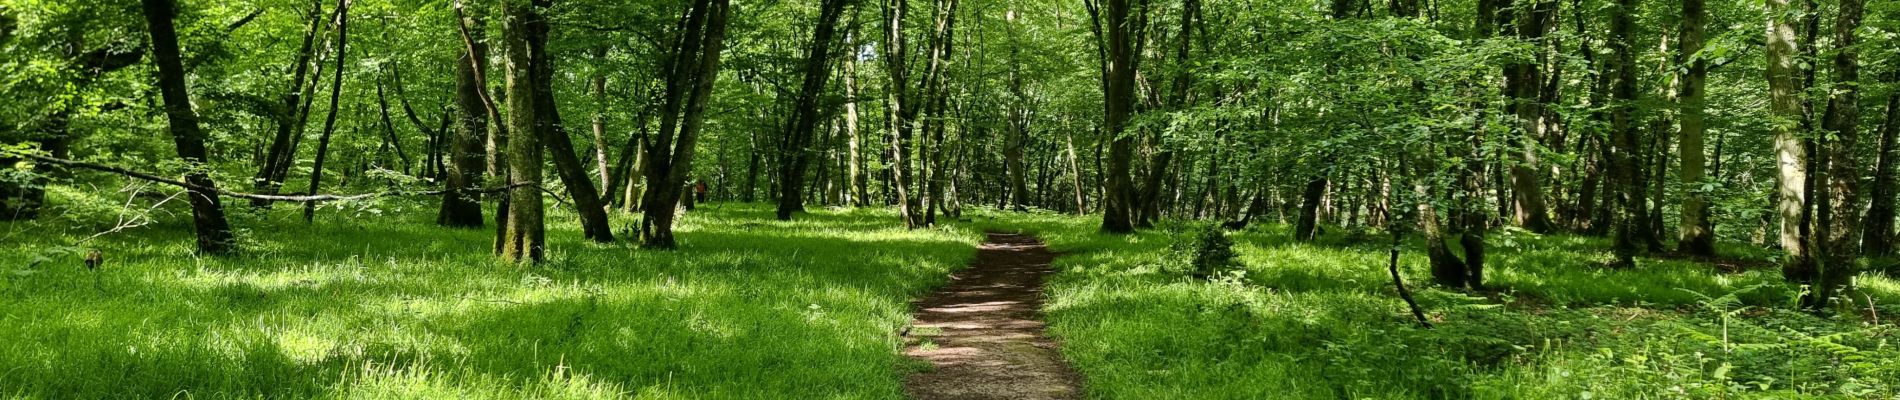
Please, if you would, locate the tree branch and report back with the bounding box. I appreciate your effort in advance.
[10,152,532,203]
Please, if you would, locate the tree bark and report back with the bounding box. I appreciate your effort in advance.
[1605,0,1640,268]
[498,0,547,262]
[883,0,925,227]
[440,24,489,228]
[775,0,851,220]
[589,46,612,191]
[1295,172,1327,241]
[641,0,733,248]
[141,0,237,254]
[1865,72,1900,256]
[526,0,614,243]
[1674,0,1713,255]
[1766,0,1813,281]
[302,0,352,223]
[1098,0,1137,233]
[252,0,327,208]
[1505,0,1555,233]
[1813,0,1865,309]
[843,28,868,206]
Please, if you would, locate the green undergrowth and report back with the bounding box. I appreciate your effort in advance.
[11,186,1900,399]
[2,194,980,399]
[969,211,1900,399]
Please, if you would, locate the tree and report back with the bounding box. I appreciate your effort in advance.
[439,2,492,228]
[1812,0,1865,309]
[1505,0,1556,233]
[497,0,546,262]
[527,0,614,243]
[301,0,352,223]
[640,0,734,248]
[775,0,852,220]
[883,0,924,227]
[1605,0,1640,269]
[1097,0,1137,234]
[1866,70,1900,256]
[1675,0,1713,256]
[140,0,235,254]
[1766,0,1811,282]
[251,0,327,209]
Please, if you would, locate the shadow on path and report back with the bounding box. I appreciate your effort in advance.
[903,232,1081,400]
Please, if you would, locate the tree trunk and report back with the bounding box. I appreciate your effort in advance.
[141,0,236,254]
[374,82,412,173]
[1766,0,1813,281]
[1295,173,1326,241]
[527,0,614,243]
[1066,129,1088,214]
[1098,0,1137,233]
[775,0,850,220]
[251,0,326,208]
[641,0,733,248]
[589,46,612,191]
[843,31,868,206]
[1674,0,1713,255]
[302,0,352,223]
[1505,0,1555,233]
[439,23,489,228]
[1604,0,1641,268]
[1864,73,1900,256]
[1813,0,1865,309]
[498,0,546,262]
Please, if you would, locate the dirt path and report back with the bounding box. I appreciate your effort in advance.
[903,232,1081,400]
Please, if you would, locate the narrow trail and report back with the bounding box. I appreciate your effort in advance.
[903,232,1081,400]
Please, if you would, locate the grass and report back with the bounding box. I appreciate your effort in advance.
[2,192,980,399]
[9,184,1900,399]
[971,211,1900,399]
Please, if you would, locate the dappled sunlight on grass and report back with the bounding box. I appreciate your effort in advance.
[1,201,977,399]
[988,211,1900,399]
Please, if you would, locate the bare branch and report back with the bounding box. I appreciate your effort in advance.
[9,151,532,203]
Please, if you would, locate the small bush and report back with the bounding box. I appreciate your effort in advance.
[1189,224,1237,280]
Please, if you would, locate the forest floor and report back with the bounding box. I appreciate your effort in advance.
[902,232,1080,400]
[8,192,1900,399]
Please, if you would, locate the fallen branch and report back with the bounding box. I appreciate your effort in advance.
[10,152,534,203]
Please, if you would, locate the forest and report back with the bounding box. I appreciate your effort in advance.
[3,0,1900,397]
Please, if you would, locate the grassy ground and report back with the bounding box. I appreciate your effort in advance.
[9,184,1900,399]
[2,192,979,399]
[972,212,1900,399]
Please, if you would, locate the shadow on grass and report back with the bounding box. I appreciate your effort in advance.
[0,201,980,399]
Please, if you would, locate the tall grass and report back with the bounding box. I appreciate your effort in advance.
[2,198,978,399]
[978,211,1900,399]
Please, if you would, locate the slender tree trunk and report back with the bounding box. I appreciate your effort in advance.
[589,46,612,191]
[252,0,326,208]
[641,0,733,248]
[1767,0,1813,281]
[1065,129,1088,214]
[1675,0,1714,255]
[1864,73,1900,255]
[1098,0,1137,233]
[439,24,488,228]
[1506,0,1556,233]
[843,31,868,206]
[775,0,850,220]
[374,82,412,173]
[1604,0,1641,268]
[527,0,614,243]
[1813,0,1865,309]
[303,0,352,223]
[141,0,236,254]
